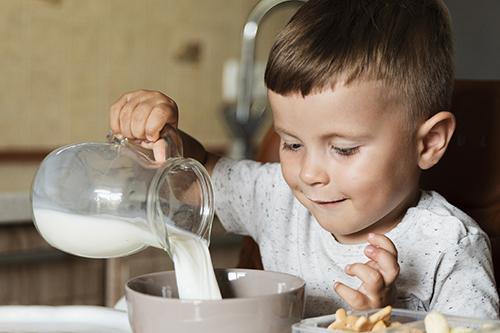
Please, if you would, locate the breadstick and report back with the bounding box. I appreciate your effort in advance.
[371,320,387,331]
[328,320,347,330]
[424,311,449,333]
[368,306,392,324]
[336,308,347,322]
[353,316,369,331]
[346,315,358,328]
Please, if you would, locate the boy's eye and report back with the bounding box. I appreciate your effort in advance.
[282,142,302,152]
[333,146,359,156]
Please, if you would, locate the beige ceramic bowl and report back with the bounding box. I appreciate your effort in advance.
[125,268,305,333]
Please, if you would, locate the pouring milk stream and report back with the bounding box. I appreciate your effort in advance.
[31,127,222,300]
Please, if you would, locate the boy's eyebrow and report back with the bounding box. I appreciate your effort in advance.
[273,126,299,139]
[273,126,371,141]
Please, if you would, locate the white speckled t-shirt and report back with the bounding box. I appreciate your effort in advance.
[212,158,499,319]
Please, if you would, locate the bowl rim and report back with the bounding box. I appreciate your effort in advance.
[125,268,306,303]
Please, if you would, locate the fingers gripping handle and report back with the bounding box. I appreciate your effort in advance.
[107,124,184,161]
[159,124,183,158]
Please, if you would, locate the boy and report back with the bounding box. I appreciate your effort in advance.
[110,0,499,318]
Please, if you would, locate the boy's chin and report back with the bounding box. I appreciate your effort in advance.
[331,230,372,244]
[313,216,371,244]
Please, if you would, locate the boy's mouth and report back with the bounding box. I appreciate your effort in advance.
[307,197,347,205]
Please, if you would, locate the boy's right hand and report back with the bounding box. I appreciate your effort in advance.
[110,89,179,161]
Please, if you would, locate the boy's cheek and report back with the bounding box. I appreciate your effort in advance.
[279,158,302,184]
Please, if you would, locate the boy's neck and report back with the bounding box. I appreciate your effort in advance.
[333,189,421,244]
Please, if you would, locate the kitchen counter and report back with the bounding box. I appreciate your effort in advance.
[0,306,131,332]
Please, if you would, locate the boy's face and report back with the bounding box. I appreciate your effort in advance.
[269,81,421,244]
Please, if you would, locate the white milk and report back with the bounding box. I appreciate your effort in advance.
[168,226,222,300]
[33,209,159,258]
[33,208,222,300]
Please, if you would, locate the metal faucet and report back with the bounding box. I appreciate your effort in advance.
[225,0,307,159]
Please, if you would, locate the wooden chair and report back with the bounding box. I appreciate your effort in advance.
[236,80,500,285]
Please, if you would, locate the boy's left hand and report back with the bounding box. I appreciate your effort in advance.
[334,233,400,310]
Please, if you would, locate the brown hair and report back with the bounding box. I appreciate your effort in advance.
[264,0,454,120]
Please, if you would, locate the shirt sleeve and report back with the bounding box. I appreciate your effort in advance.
[431,233,499,319]
[211,157,282,241]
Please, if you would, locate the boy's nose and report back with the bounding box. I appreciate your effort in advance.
[299,152,329,186]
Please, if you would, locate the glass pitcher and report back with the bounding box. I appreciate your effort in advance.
[31,126,214,258]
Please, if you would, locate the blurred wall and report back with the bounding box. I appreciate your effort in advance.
[0,0,300,191]
[1,0,498,192]
[0,0,300,149]
[444,0,500,80]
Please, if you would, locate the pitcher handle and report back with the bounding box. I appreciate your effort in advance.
[159,124,184,158]
[107,124,184,161]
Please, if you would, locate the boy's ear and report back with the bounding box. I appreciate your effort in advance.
[416,111,456,170]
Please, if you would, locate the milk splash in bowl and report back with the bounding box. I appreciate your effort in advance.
[33,208,222,300]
